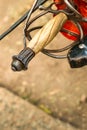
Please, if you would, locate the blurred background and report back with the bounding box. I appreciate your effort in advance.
[0,0,87,130]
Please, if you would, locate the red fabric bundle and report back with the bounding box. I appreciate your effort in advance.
[54,0,87,40]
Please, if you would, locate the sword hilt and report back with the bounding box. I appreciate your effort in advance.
[11,13,68,71]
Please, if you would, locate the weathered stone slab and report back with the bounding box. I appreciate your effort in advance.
[0,87,78,130]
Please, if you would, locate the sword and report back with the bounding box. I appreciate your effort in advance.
[0,0,47,40]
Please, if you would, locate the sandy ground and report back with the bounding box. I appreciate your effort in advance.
[0,0,87,130]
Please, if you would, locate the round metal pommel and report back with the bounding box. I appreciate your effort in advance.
[11,48,35,71]
[11,57,26,71]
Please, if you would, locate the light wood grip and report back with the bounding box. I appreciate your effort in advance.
[27,13,68,54]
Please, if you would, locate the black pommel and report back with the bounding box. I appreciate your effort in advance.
[11,48,35,71]
[68,36,87,68]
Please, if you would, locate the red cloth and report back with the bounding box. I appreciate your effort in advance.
[54,0,87,40]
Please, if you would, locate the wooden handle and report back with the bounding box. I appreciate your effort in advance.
[27,13,68,54]
[11,13,68,71]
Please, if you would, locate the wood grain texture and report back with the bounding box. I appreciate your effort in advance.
[27,13,68,54]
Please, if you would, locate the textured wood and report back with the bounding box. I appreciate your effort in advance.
[27,13,68,54]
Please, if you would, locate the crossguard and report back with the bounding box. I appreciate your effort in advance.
[11,13,68,71]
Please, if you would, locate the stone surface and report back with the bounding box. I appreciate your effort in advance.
[0,87,79,130]
[0,0,87,130]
